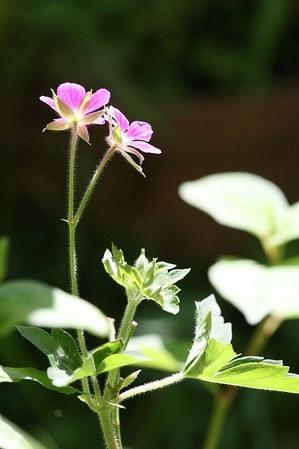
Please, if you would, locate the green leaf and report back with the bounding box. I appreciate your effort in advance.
[183,297,299,394]
[0,280,109,337]
[184,295,232,375]
[0,415,50,449]
[47,340,124,387]
[95,351,147,374]
[178,173,289,244]
[0,366,79,395]
[103,245,190,315]
[127,335,183,372]
[0,236,9,283]
[120,370,141,390]
[209,259,299,324]
[16,325,55,355]
[51,328,82,372]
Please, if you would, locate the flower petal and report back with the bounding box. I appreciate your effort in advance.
[83,88,111,114]
[81,110,105,125]
[109,106,129,132]
[40,96,57,111]
[126,146,145,164]
[57,83,86,110]
[120,150,145,177]
[126,121,153,142]
[77,124,90,144]
[131,141,162,154]
[43,118,70,132]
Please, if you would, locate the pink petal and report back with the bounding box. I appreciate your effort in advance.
[109,106,129,132]
[77,124,90,144]
[40,96,57,112]
[126,146,145,164]
[131,141,161,154]
[44,118,70,132]
[57,83,86,110]
[83,88,111,114]
[126,121,153,142]
[81,110,105,125]
[92,116,105,125]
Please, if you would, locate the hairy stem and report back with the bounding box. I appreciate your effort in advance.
[67,124,90,398]
[75,145,116,224]
[102,293,141,448]
[119,372,184,403]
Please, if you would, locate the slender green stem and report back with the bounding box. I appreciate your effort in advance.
[119,372,184,403]
[99,407,121,449]
[202,389,235,449]
[101,293,141,448]
[67,124,91,397]
[245,314,282,356]
[74,145,116,224]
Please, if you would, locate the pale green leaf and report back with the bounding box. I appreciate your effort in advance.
[0,415,49,449]
[179,173,288,242]
[209,259,299,324]
[0,366,79,395]
[127,335,183,372]
[184,299,299,394]
[95,351,147,374]
[103,245,190,315]
[0,280,109,337]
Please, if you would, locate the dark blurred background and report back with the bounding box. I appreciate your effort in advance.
[1,1,299,448]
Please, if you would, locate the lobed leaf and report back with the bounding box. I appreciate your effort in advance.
[183,297,299,394]
[102,245,190,315]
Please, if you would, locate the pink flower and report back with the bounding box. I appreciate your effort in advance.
[106,106,161,174]
[40,82,111,143]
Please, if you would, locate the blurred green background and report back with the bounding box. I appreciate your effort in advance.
[1,1,299,448]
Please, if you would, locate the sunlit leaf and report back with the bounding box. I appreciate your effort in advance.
[0,415,49,449]
[0,366,79,395]
[0,280,109,337]
[127,335,183,372]
[103,245,190,315]
[209,259,299,324]
[183,297,299,394]
[178,173,289,244]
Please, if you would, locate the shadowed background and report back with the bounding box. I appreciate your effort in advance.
[0,1,299,448]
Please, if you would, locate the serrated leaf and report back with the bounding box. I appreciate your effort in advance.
[0,280,109,337]
[0,415,49,449]
[209,259,299,324]
[184,295,232,375]
[183,299,299,394]
[103,246,190,315]
[0,236,9,283]
[0,366,79,394]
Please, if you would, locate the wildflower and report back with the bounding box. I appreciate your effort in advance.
[40,82,110,143]
[106,106,161,175]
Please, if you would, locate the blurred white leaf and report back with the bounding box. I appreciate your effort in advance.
[0,415,49,449]
[179,172,299,246]
[209,259,299,324]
